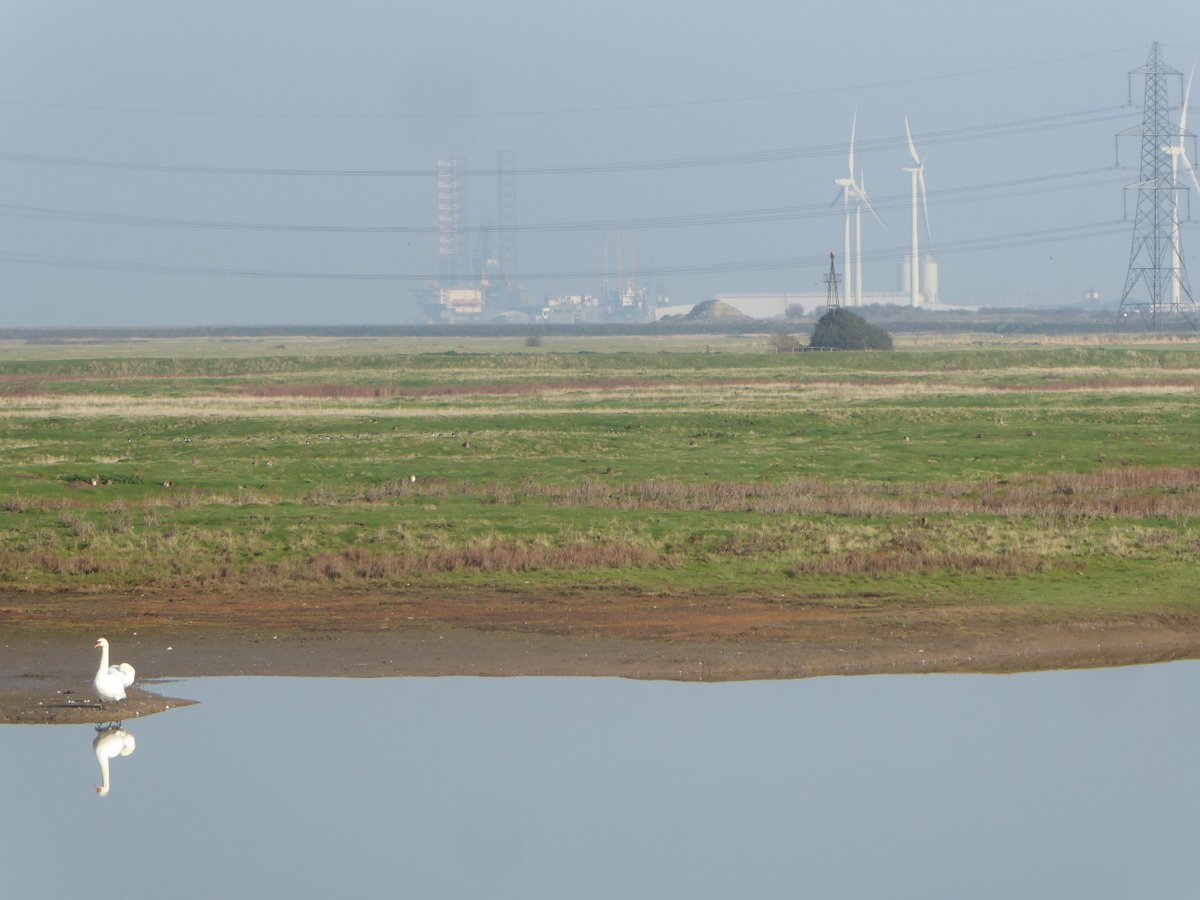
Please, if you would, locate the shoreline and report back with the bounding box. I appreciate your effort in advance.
[4,613,1199,724]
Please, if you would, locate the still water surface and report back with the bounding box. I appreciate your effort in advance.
[3,664,1198,898]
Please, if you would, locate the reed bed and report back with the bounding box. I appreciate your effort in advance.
[15,467,1195,521]
[330,468,1200,521]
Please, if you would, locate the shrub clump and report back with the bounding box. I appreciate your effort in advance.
[809,309,893,350]
[770,331,801,353]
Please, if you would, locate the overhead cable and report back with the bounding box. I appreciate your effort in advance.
[0,167,1125,235]
[0,108,1135,178]
[0,220,1131,282]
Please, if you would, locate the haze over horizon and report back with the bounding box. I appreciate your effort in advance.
[0,2,1196,327]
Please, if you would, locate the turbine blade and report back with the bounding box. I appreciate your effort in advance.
[848,107,858,177]
[863,194,886,228]
[858,179,886,227]
[1181,148,1200,196]
[904,116,921,165]
[1183,66,1194,139]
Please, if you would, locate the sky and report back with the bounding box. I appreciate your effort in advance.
[0,1,1197,326]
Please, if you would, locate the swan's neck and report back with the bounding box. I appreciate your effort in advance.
[96,752,111,795]
[97,642,110,675]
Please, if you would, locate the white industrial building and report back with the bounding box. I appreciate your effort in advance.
[652,255,979,321]
[656,258,963,321]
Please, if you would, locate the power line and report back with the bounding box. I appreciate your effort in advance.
[0,107,1136,178]
[515,108,1135,176]
[0,166,1125,234]
[0,220,1130,282]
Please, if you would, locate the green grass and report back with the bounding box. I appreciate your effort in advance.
[0,338,1197,609]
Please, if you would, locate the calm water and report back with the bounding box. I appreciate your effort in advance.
[2,664,1198,899]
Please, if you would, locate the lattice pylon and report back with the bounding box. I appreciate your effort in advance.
[824,252,841,311]
[437,156,463,287]
[1117,43,1197,330]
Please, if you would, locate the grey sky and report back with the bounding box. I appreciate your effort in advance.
[0,1,1195,326]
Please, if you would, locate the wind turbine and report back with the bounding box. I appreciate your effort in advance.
[833,110,858,306]
[902,117,932,307]
[1165,67,1200,310]
[833,110,885,306]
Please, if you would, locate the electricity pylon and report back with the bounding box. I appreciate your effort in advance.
[1117,42,1198,330]
[824,252,841,311]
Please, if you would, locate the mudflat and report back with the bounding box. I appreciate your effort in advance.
[4,588,1198,723]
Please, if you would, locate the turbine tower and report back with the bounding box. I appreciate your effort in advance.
[833,111,858,307]
[1117,43,1199,328]
[854,173,864,307]
[854,171,884,306]
[901,118,931,307]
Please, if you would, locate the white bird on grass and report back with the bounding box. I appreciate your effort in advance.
[92,637,135,709]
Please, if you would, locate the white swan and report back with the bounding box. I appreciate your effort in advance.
[93,725,136,796]
[92,637,136,706]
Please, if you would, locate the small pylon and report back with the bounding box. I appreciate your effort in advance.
[824,252,841,311]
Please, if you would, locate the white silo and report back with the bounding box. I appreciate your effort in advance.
[922,258,939,305]
[900,259,918,306]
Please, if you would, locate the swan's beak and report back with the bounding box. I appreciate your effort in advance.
[93,640,102,648]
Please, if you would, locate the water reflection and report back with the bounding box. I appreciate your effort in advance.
[92,724,136,797]
[2,666,1197,898]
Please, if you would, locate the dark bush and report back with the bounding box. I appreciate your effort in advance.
[809,309,893,350]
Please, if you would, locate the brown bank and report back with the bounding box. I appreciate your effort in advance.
[3,587,1200,724]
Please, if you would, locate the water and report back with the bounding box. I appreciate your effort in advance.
[2,663,1198,899]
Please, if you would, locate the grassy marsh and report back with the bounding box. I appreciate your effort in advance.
[0,339,1197,616]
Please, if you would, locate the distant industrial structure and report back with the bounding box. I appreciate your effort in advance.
[657,257,942,321]
[900,257,939,307]
[423,153,528,322]
[421,47,1200,331]
[425,112,950,326]
[421,154,657,324]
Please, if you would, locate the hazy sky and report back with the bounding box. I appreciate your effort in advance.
[0,1,1196,326]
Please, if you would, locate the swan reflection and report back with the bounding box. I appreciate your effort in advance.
[92,725,136,797]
